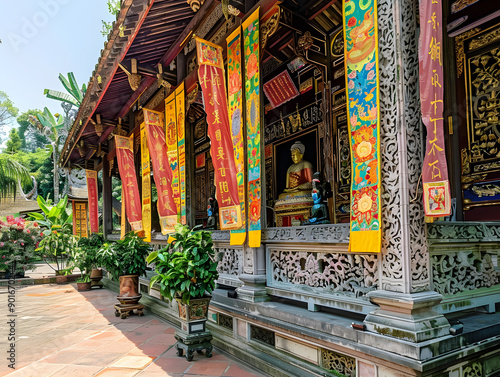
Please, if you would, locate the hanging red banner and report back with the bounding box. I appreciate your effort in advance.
[419,0,451,217]
[196,37,242,230]
[115,134,143,232]
[143,109,178,233]
[85,169,99,234]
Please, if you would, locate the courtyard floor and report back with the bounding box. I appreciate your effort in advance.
[0,283,267,377]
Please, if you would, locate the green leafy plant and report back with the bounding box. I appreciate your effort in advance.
[76,274,90,283]
[28,195,72,231]
[97,232,150,281]
[147,224,218,305]
[75,233,104,275]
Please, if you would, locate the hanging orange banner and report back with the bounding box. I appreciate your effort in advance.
[85,169,99,234]
[165,93,181,223]
[143,109,177,234]
[115,134,143,232]
[175,82,187,225]
[196,37,242,230]
[140,122,152,242]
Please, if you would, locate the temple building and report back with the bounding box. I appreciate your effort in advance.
[60,0,500,376]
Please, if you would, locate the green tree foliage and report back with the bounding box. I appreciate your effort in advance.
[5,129,22,154]
[0,155,30,201]
[17,109,47,152]
[0,91,18,127]
[101,0,121,37]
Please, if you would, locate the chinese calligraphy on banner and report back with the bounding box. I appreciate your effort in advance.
[196,37,242,231]
[85,169,99,234]
[143,109,178,234]
[175,82,187,225]
[140,122,152,242]
[165,93,181,223]
[419,0,451,217]
[227,27,246,245]
[263,70,299,109]
[343,0,381,253]
[115,134,143,232]
[243,8,261,247]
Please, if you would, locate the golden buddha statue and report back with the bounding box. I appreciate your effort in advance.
[279,141,313,198]
[274,141,314,227]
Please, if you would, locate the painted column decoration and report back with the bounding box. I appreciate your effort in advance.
[419,0,451,217]
[115,134,143,232]
[85,169,99,234]
[243,8,261,248]
[143,109,178,233]
[175,83,187,224]
[165,93,181,222]
[343,0,381,253]
[227,27,247,245]
[196,37,242,231]
[140,122,152,242]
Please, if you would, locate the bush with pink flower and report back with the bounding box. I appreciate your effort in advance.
[0,216,42,278]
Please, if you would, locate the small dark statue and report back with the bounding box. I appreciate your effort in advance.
[302,172,330,225]
[205,194,219,230]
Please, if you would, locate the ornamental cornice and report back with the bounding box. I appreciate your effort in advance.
[427,222,500,244]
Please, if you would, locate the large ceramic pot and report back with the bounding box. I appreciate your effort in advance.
[117,275,141,305]
[175,295,211,334]
[56,270,67,284]
[77,282,91,291]
[90,268,103,289]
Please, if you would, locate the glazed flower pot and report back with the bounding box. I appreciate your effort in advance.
[117,275,141,305]
[90,268,103,288]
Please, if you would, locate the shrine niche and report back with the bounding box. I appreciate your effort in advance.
[457,24,500,219]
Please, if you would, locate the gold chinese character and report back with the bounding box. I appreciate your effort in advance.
[219,181,229,193]
[212,110,221,125]
[427,137,444,156]
[218,167,226,177]
[200,74,211,89]
[427,12,439,31]
[217,147,225,160]
[431,70,441,88]
[429,37,442,65]
[215,129,221,141]
[431,94,443,114]
[161,177,168,186]
[222,197,231,205]
[428,160,442,179]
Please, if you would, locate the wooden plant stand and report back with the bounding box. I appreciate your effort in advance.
[114,303,144,319]
[174,331,213,361]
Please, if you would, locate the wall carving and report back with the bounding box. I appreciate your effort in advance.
[269,248,378,296]
[216,247,243,276]
[211,230,230,242]
[263,224,350,244]
[321,348,356,377]
[427,222,500,243]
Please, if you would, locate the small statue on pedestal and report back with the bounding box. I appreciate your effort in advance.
[302,172,330,225]
[205,194,219,230]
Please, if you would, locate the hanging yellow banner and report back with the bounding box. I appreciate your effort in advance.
[165,93,181,223]
[140,122,151,242]
[175,82,187,225]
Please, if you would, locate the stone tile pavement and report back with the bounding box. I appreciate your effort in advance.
[0,284,268,377]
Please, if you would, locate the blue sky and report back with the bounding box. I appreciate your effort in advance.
[0,0,114,144]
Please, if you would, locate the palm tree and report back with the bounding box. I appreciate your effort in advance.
[0,155,30,201]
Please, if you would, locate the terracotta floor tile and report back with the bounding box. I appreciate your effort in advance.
[143,357,192,374]
[39,349,91,364]
[3,362,65,377]
[134,342,170,356]
[48,364,102,376]
[109,355,154,369]
[89,331,126,341]
[73,352,123,366]
[223,364,264,377]
[186,361,229,376]
[93,367,140,376]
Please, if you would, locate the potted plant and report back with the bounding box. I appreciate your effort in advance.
[0,216,42,279]
[29,195,75,277]
[147,224,218,334]
[77,233,104,288]
[75,274,91,291]
[97,231,150,304]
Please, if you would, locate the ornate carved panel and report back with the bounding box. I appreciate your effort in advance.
[216,247,243,276]
[321,349,356,377]
[263,224,350,244]
[268,247,378,296]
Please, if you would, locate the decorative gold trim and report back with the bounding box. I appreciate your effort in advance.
[261,6,280,51]
[469,27,500,51]
[461,148,470,175]
[455,28,481,77]
[451,0,479,14]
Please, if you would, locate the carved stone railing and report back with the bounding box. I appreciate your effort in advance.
[263,224,350,244]
[427,222,500,313]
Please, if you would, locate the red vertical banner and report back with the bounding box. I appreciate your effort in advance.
[196,37,242,230]
[143,109,178,234]
[115,135,143,231]
[85,170,99,234]
[419,0,451,217]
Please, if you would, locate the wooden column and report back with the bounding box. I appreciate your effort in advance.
[102,156,113,239]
